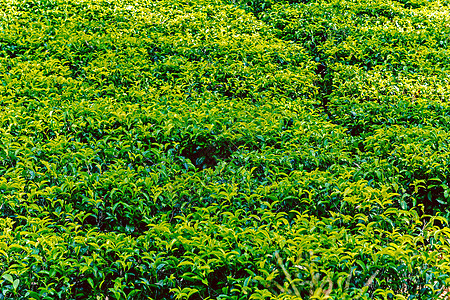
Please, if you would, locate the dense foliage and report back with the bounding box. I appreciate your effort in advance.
[1,0,450,298]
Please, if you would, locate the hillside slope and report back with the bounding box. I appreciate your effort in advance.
[1,0,450,299]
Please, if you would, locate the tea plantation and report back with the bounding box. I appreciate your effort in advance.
[2,0,450,298]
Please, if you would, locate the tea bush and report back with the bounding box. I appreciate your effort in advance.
[1,0,450,298]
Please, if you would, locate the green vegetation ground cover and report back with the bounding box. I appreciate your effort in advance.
[1,0,450,298]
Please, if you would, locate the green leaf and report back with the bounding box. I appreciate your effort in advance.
[13,279,19,290]
[87,278,94,289]
[2,274,13,284]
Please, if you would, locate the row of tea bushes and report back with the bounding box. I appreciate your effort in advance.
[254,0,450,125]
[248,0,450,214]
[1,0,450,298]
[1,196,449,299]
